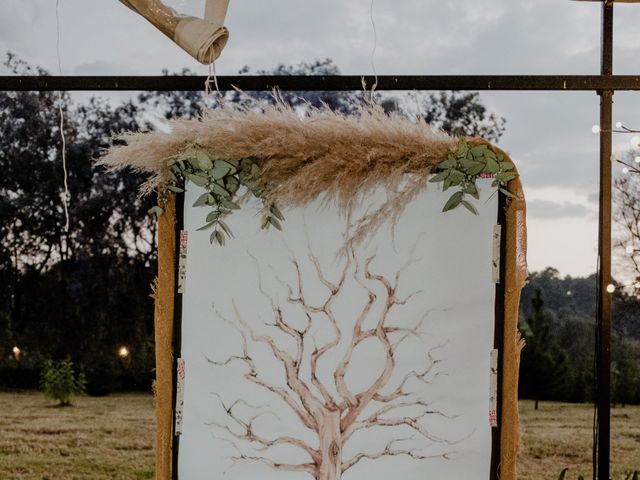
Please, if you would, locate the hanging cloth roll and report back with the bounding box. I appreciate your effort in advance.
[119,0,230,63]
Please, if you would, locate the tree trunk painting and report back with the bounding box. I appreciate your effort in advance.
[207,248,452,479]
[178,181,499,479]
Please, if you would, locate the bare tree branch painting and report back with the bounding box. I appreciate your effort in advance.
[205,245,455,480]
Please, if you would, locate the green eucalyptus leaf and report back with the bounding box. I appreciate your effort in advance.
[499,188,516,199]
[187,156,200,170]
[193,193,210,207]
[225,176,240,193]
[461,200,478,215]
[270,204,285,221]
[456,138,469,157]
[437,156,456,170]
[210,182,231,198]
[268,216,283,230]
[218,220,234,237]
[497,172,518,183]
[448,170,465,186]
[221,199,241,210]
[197,221,217,231]
[466,162,486,176]
[470,145,488,158]
[500,161,515,171]
[485,156,500,173]
[167,185,184,193]
[443,191,464,212]
[223,158,240,167]
[485,150,498,163]
[465,182,480,199]
[148,206,164,217]
[214,159,238,174]
[261,215,270,230]
[429,171,449,183]
[186,172,208,187]
[443,177,452,191]
[196,150,213,170]
[211,165,232,180]
[206,211,220,222]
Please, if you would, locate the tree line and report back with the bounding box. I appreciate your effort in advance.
[2,53,639,404]
[519,268,640,406]
[0,54,506,395]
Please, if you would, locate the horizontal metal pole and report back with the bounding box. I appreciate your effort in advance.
[1,75,640,92]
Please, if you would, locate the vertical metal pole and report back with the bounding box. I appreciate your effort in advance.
[597,2,613,479]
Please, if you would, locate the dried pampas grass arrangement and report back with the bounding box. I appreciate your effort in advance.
[99,92,514,245]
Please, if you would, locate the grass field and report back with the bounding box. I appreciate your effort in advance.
[518,400,640,480]
[0,392,638,479]
[0,392,154,480]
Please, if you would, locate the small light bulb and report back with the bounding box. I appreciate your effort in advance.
[12,346,20,355]
[626,245,635,254]
[606,284,616,293]
[616,122,623,129]
[118,346,130,358]
[635,156,640,164]
[623,167,630,174]
[635,282,640,289]
[592,125,601,134]
[566,290,572,296]
[631,136,640,149]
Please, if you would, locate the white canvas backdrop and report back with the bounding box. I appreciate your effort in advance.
[178,179,499,480]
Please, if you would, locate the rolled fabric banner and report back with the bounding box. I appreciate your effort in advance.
[119,0,230,63]
[174,17,228,64]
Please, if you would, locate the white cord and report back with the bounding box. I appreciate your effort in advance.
[56,0,70,234]
[204,60,221,97]
[369,0,378,94]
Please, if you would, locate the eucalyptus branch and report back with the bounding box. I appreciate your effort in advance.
[148,147,284,245]
[429,138,517,214]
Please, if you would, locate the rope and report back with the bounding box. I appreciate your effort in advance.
[56,0,70,234]
[204,60,221,97]
[369,0,379,96]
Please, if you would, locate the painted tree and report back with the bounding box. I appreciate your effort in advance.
[207,248,453,479]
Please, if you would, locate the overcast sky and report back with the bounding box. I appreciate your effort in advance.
[2,0,640,277]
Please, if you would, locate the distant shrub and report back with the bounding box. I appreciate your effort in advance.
[39,358,86,406]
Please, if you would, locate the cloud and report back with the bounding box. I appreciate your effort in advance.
[527,199,592,220]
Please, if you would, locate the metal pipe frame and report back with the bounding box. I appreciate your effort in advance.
[596,3,614,480]
[0,74,639,92]
[0,4,628,479]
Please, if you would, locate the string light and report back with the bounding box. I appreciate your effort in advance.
[606,284,616,293]
[631,136,640,149]
[12,346,22,362]
[635,282,640,290]
[616,122,623,129]
[626,245,635,254]
[635,156,640,164]
[623,167,630,174]
[592,125,601,134]
[118,346,130,359]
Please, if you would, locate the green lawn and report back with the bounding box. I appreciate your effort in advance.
[0,393,638,479]
[0,392,154,480]
[518,400,640,479]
